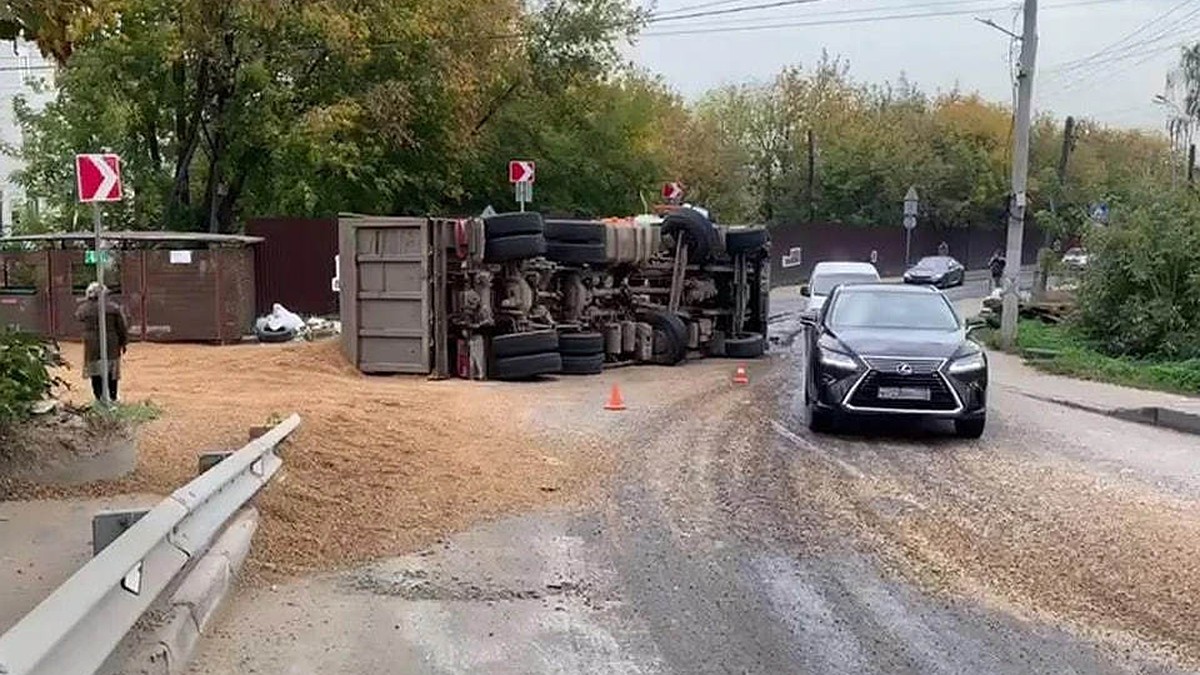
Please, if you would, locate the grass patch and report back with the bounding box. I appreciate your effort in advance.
[87,399,163,424]
[996,320,1200,395]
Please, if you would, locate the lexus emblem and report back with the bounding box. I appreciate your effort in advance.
[896,362,913,375]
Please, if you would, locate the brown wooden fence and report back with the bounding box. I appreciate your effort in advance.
[245,218,339,317]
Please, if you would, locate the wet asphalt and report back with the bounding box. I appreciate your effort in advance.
[188,279,1200,675]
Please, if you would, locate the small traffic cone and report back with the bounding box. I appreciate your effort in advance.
[604,383,627,411]
[732,364,750,385]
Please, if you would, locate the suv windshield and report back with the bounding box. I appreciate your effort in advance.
[828,290,959,330]
[812,272,877,295]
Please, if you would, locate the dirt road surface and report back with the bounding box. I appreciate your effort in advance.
[184,322,1200,674]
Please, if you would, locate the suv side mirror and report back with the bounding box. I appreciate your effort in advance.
[800,284,811,297]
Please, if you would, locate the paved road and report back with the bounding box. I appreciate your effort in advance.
[190,278,1200,674]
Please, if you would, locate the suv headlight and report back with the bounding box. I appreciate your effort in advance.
[819,347,858,371]
[948,351,986,374]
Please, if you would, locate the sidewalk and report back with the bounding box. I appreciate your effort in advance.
[0,494,159,634]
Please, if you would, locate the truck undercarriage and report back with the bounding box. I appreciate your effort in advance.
[340,207,771,380]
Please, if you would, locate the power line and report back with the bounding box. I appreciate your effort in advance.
[639,0,1133,37]
[650,0,767,18]
[648,0,826,24]
[1045,0,1200,79]
[649,0,1004,29]
[1045,0,1195,73]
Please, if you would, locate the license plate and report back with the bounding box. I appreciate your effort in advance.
[877,386,930,401]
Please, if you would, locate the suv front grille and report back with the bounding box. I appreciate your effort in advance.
[861,357,943,374]
[847,371,959,411]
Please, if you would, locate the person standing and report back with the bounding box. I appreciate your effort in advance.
[75,282,129,403]
[988,250,1006,290]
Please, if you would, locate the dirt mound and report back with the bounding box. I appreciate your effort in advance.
[4,339,603,576]
[0,408,135,490]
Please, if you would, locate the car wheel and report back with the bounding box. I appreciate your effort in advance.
[725,227,769,254]
[807,403,834,433]
[484,212,544,238]
[560,353,605,375]
[492,329,559,359]
[954,415,986,439]
[559,331,605,356]
[725,332,764,359]
[485,233,547,262]
[546,241,607,265]
[492,352,562,380]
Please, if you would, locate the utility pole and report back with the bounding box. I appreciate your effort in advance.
[1056,116,1075,186]
[806,129,816,221]
[1000,0,1038,350]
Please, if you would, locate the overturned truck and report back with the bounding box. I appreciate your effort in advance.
[337,207,770,380]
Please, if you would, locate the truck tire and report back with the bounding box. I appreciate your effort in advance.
[559,331,604,355]
[545,220,606,244]
[546,241,607,265]
[561,353,605,375]
[661,209,715,262]
[640,310,687,366]
[492,352,562,380]
[485,212,544,237]
[485,233,547,262]
[725,227,769,254]
[725,332,765,359]
[492,329,559,359]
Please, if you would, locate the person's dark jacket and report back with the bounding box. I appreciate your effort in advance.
[75,298,129,379]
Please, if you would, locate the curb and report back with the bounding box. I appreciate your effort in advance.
[1002,386,1200,437]
[1111,406,1200,436]
[119,507,259,675]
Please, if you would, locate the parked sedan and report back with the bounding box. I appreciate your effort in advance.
[903,256,965,288]
[803,283,988,438]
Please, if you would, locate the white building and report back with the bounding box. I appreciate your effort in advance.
[0,39,55,236]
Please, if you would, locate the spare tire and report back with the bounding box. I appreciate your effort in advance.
[725,332,765,359]
[546,241,607,265]
[492,352,562,380]
[493,329,559,359]
[485,212,544,238]
[639,310,688,366]
[255,324,297,344]
[485,233,547,262]
[725,227,769,254]
[561,353,605,375]
[661,209,716,262]
[545,220,606,244]
[559,332,605,355]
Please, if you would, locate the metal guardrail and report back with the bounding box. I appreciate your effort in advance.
[0,413,301,675]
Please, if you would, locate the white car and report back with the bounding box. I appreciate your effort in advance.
[801,261,881,319]
[1061,247,1089,270]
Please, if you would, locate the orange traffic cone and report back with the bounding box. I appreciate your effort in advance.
[604,383,627,411]
[732,364,750,385]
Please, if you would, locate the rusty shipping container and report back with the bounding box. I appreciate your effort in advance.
[0,231,261,343]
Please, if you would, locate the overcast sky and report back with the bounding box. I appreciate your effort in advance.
[631,0,1189,132]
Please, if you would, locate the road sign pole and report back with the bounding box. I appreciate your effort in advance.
[93,202,110,406]
[905,228,912,267]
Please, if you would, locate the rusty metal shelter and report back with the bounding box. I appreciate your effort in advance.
[0,231,261,343]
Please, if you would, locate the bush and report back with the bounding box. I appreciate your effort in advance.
[0,329,66,426]
[1075,190,1200,359]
